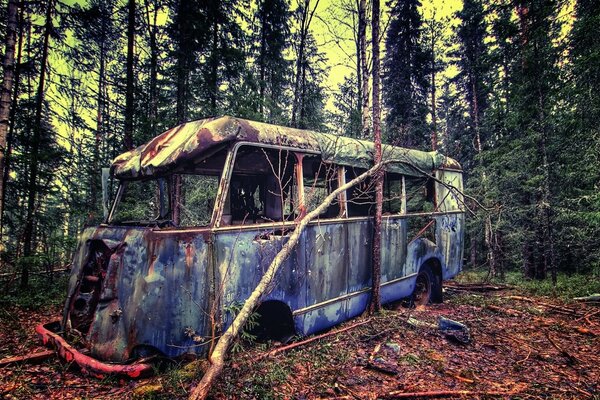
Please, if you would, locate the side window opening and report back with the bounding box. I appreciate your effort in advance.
[223,146,297,226]
[110,179,164,224]
[345,167,375,217]
[175,174,220,227]
[302,156,340,219]
[170,147,228,227]
[383,173,404,215]
[405,177,436,242]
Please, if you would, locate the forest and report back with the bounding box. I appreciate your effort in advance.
[0,0,599,398]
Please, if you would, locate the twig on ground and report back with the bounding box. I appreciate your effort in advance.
[255,319,372,360]
[506,296,579,316]
[384,389,513,398]
[545,333,579,364]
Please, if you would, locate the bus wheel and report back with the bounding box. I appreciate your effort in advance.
[413,265,435,306]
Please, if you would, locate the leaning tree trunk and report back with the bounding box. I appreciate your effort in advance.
[0,0,19,241]
[188,161,387,400]
[369,0,382,314]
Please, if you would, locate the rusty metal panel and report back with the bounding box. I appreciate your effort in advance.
[63,227,212,362]
[299,222,349,334]
[214,228,304,330]
[345,219,372,320]
[111,116,455,180]
[380,218,408,282]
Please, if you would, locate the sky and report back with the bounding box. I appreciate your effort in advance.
[312,0,464,108]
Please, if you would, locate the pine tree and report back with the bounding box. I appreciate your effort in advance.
[255,0,291,123]
[383,0,430,149]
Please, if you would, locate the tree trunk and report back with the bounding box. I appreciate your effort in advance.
[359,0,369,138]
[124,0,135,150]
[144,0,158,137]
[22,0,53,288]
[430,31,437,151]
[369,0,382,314]
[210,2,219,114]
[291,0,308,127]
[188,161,387,400]
[0,0,19,241]
[175,0,187,124]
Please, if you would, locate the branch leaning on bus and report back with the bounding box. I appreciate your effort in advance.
[188,158,474,400]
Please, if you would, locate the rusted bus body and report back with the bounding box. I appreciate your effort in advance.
[42,116,465,370]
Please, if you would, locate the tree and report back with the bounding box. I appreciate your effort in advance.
[255,0,291,123]
[124,0,136,150]
[0,0,18,242]
[331,74,361,137]
[358,0,369,138]
[369,0,382,313]
[291,0,320,128]
[383,0,430,149]
[21,0,55,287]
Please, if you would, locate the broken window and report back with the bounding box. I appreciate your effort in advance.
[175,174,220,227]
[302,156,340,218]
[383,173,404,215]
[405,177,436,241]
[110,179,165,224]
[222,146,297,226]
[345,167,376,217]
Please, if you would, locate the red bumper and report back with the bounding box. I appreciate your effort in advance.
[36,321,153,379]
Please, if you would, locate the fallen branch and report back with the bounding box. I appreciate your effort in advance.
[0,350,55,367]
[445,282,510,292]
[545,333,578,365]
[486,304,523,317]
[506,296,578,316]
[256,319,371,361]
[385,390,512,398]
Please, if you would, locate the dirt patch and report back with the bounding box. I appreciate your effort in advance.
[0,288,598,399]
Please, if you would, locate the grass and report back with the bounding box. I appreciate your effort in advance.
[456,268,600,300]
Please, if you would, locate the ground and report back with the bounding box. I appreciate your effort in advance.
[0,282,598,399]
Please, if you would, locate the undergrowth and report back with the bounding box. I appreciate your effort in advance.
[456,268,600,300]
[0,274,69,310]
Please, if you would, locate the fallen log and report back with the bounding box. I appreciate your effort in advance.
[0,350,55,367]
[445,282,511,292]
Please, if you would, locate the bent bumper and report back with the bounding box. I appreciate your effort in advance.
[36,321,153,379]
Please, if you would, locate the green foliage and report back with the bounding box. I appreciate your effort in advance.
[383,0,431,149]
[456,269,600,300]
[1,274,69,310]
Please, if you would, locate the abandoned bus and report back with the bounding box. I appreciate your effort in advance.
[37,116,464,377]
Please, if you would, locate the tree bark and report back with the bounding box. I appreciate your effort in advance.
[369,0,382,314]
[124,0,135,150]
[0,0,19,241]
[188,161,387,400]
[22,0,53,287]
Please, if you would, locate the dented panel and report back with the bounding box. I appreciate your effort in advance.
[62,226,212,362]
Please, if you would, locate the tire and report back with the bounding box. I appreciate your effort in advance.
[413,264,435,306]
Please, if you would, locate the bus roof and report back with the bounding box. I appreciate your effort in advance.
[111,116,461,179]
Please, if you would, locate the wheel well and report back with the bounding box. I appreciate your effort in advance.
[423,258,443,303]
[250,301,295,343]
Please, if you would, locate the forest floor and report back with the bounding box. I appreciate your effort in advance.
[0,278,598,399]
